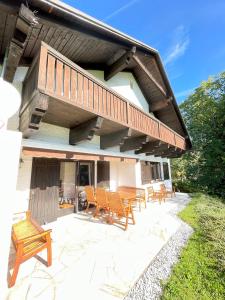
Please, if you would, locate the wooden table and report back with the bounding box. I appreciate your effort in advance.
[117,191,136,203]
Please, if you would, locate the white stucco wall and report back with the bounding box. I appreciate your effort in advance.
[15,155,33,213]
[7,67,28,131]
[109,161,136,191]
[88,70,150,112]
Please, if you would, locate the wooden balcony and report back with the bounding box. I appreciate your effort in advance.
[20,42,186,156]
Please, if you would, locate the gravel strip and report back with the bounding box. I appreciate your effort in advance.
[125,195,193,300]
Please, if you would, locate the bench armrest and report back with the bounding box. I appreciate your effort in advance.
[17,229,52,244]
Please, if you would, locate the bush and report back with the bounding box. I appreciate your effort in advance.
[173,180,199,193]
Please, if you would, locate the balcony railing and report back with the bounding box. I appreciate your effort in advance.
[22,42,186,150]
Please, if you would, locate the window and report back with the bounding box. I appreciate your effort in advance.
[141,161,162,184]
[97,161,110,188]
[141,161,152,184]
[163,162,170,180]
[150,162,162,181]
[78,162,94,186]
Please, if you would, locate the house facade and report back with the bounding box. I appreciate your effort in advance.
[1,0,191,223]
[0,0,191,294]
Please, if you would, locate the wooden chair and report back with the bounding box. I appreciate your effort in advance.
[107,192,135,231]
[159,183,175,198]
[147,186,165,204]
[84,186,97,212]
[94,188,109,217]
[10,211,52,288]
[117,186,146,211]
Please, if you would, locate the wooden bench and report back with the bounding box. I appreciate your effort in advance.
[117,186,146,211]
[10,211,52,287]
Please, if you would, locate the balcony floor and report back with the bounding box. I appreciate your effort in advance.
[7,193,190,300]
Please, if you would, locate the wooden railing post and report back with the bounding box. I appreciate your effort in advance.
[38,45,48,91]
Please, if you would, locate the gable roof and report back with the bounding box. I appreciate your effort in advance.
[0,0,191,148]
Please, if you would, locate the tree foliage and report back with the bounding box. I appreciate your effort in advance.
[172,72,225,196]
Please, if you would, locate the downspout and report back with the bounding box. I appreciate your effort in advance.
[0,47,8,78]
[0,48,8,129]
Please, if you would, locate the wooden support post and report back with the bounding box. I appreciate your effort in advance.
[133,55,167,98]
[3,4,38,82]
[135,140,163,154]
[100,128,132,149]
[120,135,150,152]
[69,117,103,145]
[104,47,136,81]
[19,91,49,138]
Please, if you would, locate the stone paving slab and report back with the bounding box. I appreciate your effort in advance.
[6,193,190,300]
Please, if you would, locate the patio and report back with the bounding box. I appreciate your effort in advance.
[7,193,190,300]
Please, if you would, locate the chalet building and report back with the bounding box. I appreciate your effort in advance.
[0,0,191,225]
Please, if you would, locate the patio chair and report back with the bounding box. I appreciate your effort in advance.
[84,186,97,212]
[147,186,165,204]
[10,211,52,287]
[107,192,135,231]
[159,183,175,198]
[94,187,110,217]
[117,186,146,211]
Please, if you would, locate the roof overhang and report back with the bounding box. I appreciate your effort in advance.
[0,0,192,149]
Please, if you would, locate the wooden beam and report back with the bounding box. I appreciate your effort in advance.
[153,147,177,157]
[161,150,184,158]
[69,117,103,145]
[145,144,172,156]
[135,140,163,154]
[104,47,136,81]
[19,91,49,138]
[150,97,172,112]
[120,135,150,152]
[100,128,132,149]
[133,55,167,98]
[3,4,38,82]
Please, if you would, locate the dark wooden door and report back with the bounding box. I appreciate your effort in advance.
[97,161,110,187]
[29,158,60,224]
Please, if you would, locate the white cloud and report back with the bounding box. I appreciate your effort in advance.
[164,25,190,65]
[175,88,195,99]
[104,0,140,21]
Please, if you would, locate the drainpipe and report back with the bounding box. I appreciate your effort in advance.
[0,47,8,78]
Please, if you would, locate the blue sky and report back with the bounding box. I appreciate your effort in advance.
[64,0,225,103]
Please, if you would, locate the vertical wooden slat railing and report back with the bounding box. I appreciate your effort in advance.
[35,42,186,150]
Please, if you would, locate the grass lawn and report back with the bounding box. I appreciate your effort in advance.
[161,193,225,300]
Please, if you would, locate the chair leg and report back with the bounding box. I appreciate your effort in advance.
[131,208,135,225]
[125,212,129,231]
[9,246,23,288]
[85,202,90,212]
[94,206,99,218]
[46,235,52,267]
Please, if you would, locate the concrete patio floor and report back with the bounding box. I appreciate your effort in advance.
[7,193,190,300]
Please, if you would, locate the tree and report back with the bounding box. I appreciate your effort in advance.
[172,72,225,196]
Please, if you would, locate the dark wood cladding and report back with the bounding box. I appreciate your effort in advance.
[29,158,60,224]
[22,42,186,150]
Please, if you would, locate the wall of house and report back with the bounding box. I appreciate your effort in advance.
[15,155,33,213]
[8,67,171,213]
[109,161,136,191]
[88,70,150,112]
